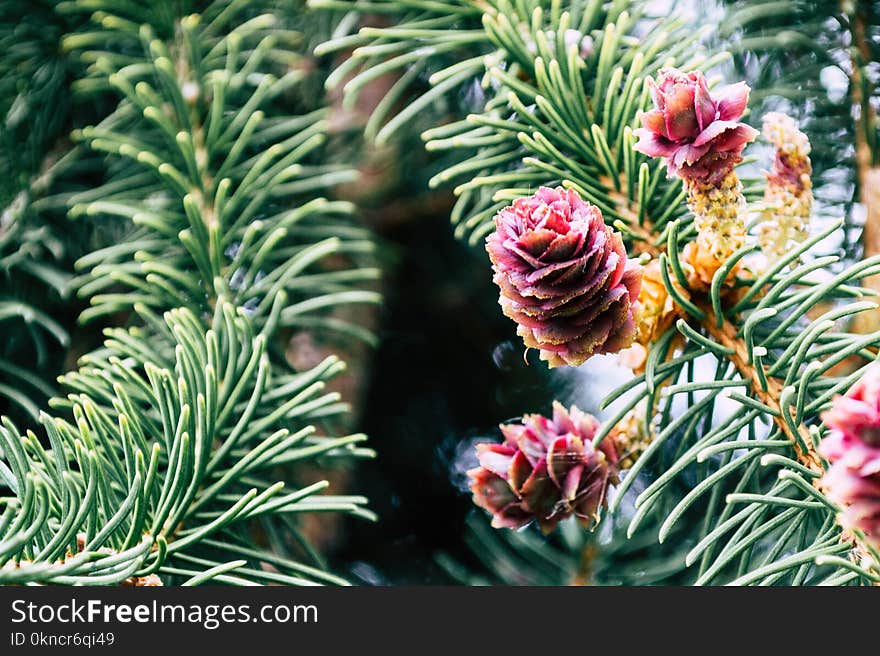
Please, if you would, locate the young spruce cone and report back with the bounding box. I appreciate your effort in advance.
[469,402,619,533]
[820,367,880,549]
[486,186,642,367]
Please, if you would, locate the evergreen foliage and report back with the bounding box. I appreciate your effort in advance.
[6,0,880,587]
[0,0,379,585]
[314,0,880,585]
[1,302,373,585]
[0,0,82,422]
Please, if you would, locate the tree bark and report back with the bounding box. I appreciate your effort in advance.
[847,2,880,335]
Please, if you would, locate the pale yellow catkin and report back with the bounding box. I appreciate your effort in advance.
[685,169,747,264]
[759,112,813,259]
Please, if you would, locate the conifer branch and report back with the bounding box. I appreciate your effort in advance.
[0,0,381,585]
[318,0,880,584]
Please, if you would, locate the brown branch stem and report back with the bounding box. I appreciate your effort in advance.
[606,185,878,576]
[847,1,880,336]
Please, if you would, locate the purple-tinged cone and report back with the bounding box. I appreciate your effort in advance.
[820,367,880,548]
[633,68,758,184]
[468,402,619,533]
[486,186,643,367]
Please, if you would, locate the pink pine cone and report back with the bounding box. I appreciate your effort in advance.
[486,186,642,367]
[468,401,619,533]
[633,68,758,184]
[819,367,880,546]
